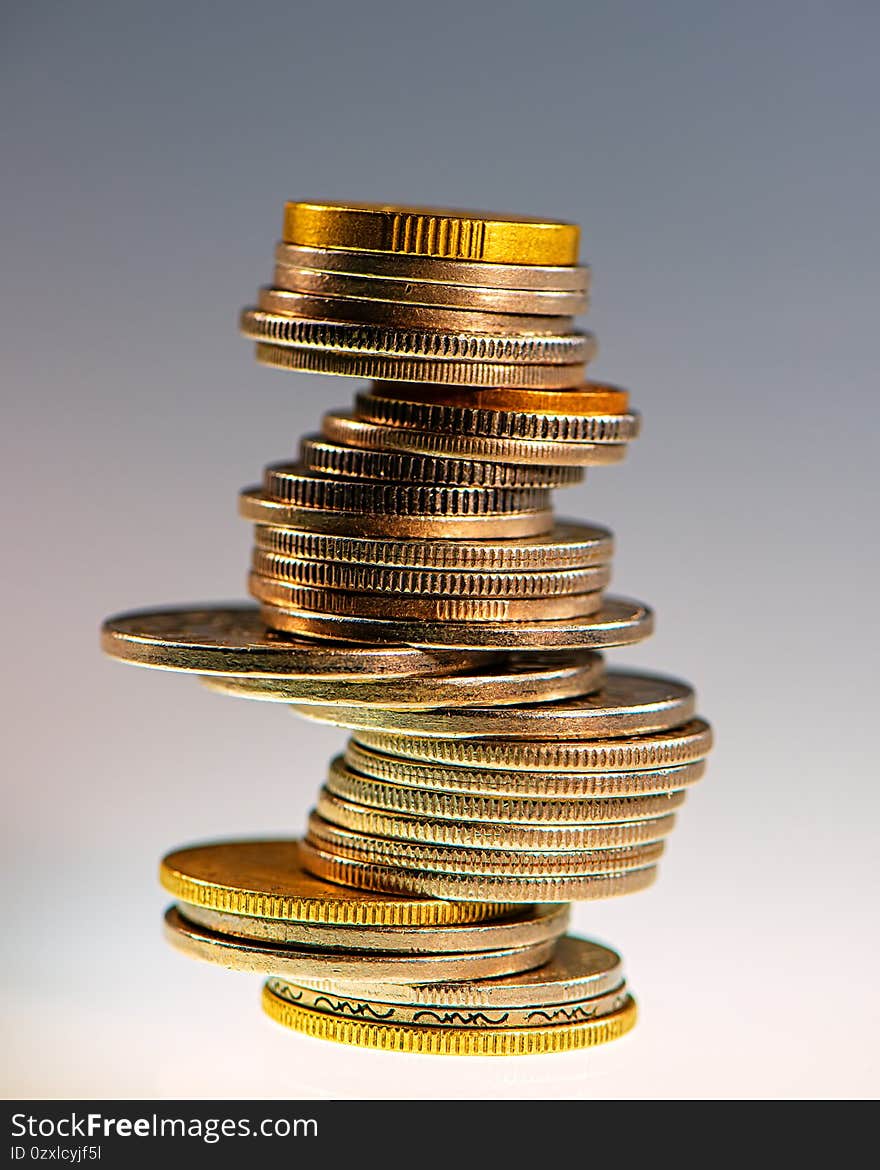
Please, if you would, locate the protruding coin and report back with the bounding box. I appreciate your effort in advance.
[372,380,630,415]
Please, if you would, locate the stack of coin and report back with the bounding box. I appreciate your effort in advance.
[101,199,712,1055]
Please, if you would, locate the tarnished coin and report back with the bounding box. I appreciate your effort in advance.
[175,901,569,953]
[200,650,605,709]
[294,668,692,738]
[281,201,581,266]
[251,574,604,623]
[100,605,485,678]
[298,434,584,489]
[160,839,512,926]
[252,547,610,598]
[315,789,679,850]
[253,520,613,571]
[299,840,658,903]
[165,906,556,983]
[353,719,714,775]
[372,380,630,415]
[241,488,554,539]
[261,596,653,651]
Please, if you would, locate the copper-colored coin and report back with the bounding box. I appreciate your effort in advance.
[372,380,630,415]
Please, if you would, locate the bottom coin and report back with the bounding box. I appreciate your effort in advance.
[261,981,637,1055]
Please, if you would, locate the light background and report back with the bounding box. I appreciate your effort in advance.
[3,0,878,1099]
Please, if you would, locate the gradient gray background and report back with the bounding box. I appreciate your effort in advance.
[3,0,878,1099]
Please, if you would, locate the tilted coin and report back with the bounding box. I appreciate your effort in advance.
[262,596,653,652]
[199,650,605,709]
[241,488,554,539]
[175,901,569,953]
[327,756,691,820]
[294,668,692,738]
[356,391,640,442]
[353,719,714,774]
[165,906,556,983]
[257,287,572,334]
[322,412,626,467]
[274,241,590,291]
[253,519,613,571]
[262,982,637,1055]
[261,464,550,515]
[372,379,630,415]
[299,840,658,903]
[159,839,512,926]
[256,341,587,388]
[252,547,610,598]
[281,201,581,266]
[100,604,485,678]
[272,263,588,315]
[315,789,679,850]
[304,934,625,1006]
[298,434,584,488]
[241,310,593,365]
[250,574,604,623]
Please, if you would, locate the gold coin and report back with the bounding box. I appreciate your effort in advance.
[299,434,584,488]
[328,756,692,819]
[250,574,604,623]
[322,412,626,467]
[258,287,572,335]
[241,310,592,365]
[174,901,569,953]
[253,520,612,571]
[316,789,678,850]
[299,839,658,903]
[165,906,556,983]
[294,668,691,738]
[256,341,587,388]
[261,595,652,651]
[304,935,625,1006]
[353,719,714,774]
[240,488,554,539]
[373,379,630,415]
[100,604,484,678]
[274,242,590,291]
[357,390,640,442]
[159,839,511,926]
[282,201,580,266]
[252,547,609,598]
[272,263,588,315]
[200,650,604,709]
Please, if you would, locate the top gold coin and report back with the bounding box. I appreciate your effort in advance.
[283,202,580,267]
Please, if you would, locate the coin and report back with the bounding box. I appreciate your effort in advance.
[281,201,580,266]
[356,391,640,442]
[274,242,590,291]
[100,605,485,678]
[305,935,625,1006]
[372,380,630,415]
[272,263,588,315]
[353,719,714,774]
[199,650,605,709]
[165,906,556,982]
[252,548,610,598]
[240,488,554,539]
[159,839,512,926]
[298,434,584,488]
[253,519,613,571]
[264,977,628,1029]
[262,596,653,651]
[322,412,626,467]
[327,757,691,819]
[258,287,572,334]
[256,341,587,388]
[299,840,658,902]
[241,310,593,365]
[294,668,691,738]
[315,789,678,850]
[175,901,569,952]
[250,574,604,623]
